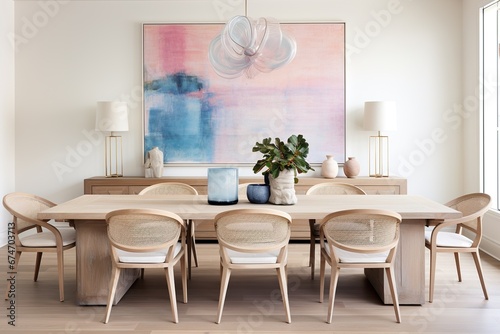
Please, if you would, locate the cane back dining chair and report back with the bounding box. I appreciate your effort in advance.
[139,182,199,270]
[306,182,366,279]
[319,209,402,324]
[103,208,187,324]
[425,193,491,303]
[214,208,293,324]
[3,192,76,302]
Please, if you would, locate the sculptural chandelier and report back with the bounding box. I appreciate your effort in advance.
[208,2,297,79]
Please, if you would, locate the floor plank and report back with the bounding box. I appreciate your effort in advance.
[1,242,500,333]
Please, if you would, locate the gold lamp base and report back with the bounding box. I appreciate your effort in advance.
[369,134,389,178]
[105,134,124,178]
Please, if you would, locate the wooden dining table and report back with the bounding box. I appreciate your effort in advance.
[38,194,461,306]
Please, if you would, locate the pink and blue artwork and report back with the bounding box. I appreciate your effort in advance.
[143,22,345,164]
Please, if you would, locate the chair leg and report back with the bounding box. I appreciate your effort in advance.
[5,251,22,300]
[429,248,437,303]
[454,252,462,282]
[34,252,43,282]
[385,267,401,323]
[56,249,65,302]
[181,253,188,304]
[103,267,121,324]
[319,252,326,303]
[166,266,179,323]
[276,266,291,324]
[471,251,489,300]
[216,265,231,324]
[309,219,316,280]
[326,266,339,324]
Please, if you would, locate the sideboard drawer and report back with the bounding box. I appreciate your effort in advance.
[90,186,130,195]
[360,185,401,195]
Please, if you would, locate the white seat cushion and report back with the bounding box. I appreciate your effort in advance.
[117,242,182,263]
[20,228,76,247]
[226,248,281,264]
[424,230,473,248]
[324,242,389,263]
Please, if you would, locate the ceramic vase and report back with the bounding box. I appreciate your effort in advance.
[246,184,270,204]
[268,169,297,205]
[145,147,164,178]
[343,156,360,178]
[321,155,339,178]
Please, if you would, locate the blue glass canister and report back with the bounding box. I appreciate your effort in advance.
[207,167,239,205]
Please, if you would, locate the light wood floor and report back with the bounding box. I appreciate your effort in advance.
[1,241,499,333]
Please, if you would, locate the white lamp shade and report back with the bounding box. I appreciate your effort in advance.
[363,101,397,132]
[95,101,129,132]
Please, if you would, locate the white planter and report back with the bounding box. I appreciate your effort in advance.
[268,169,297,205]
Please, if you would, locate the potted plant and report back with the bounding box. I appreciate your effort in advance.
[252,134,314,204]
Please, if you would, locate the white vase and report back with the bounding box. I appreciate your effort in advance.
[145,147,164,178]
[343,156,360,178]
[268,169,297,205]
[321,155,338,178]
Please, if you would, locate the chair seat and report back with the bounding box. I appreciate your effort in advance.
[324,242,389,263]
[117,242,182,263]
[424,230,473,248]
[226,248,280,264]
[20,228,76,247]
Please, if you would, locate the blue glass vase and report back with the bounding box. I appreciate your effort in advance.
[207,168,238,205]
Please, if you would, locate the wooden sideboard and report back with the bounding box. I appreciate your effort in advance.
[84,176,407,240]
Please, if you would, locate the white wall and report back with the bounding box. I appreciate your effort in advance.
[4,0,489,248]
[0,0,15,244]
[12,0,464,200]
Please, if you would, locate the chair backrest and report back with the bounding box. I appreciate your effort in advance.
[444,193,491,234]
[105,209,185,260]
[214,209,292,253]
[306,182,366,195]
[138,182,198,195]
[320,209,401,259]
[2,192,56,232]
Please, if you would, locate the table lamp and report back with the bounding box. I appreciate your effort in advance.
[363,101,397,177]
[95,101,129,177]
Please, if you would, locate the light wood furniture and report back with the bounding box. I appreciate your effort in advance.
[214,209,292,324]
[306,182,367,279]
[84,176,407,240]
[138,182,199,276]
[2,244,499,333]
[425,193,491,303]
[103,209,187,324]
[319,209,402,324]
[38,194,459,306]
[3,192,76,302]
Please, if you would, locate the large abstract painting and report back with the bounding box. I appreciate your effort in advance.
[143,22,345,164]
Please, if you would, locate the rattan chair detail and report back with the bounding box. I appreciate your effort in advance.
[139,182,199,269]
[214,208,292,324]
[3,192,76,302]
[425,193,491,303]
[103,208,187,324]
[306,182,366,279]
[319,209,402,324]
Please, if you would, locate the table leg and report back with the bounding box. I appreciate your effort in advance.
[74,220,140,305]
[365,219,426,305]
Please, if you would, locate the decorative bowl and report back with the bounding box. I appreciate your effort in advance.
[246,184,270,204]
